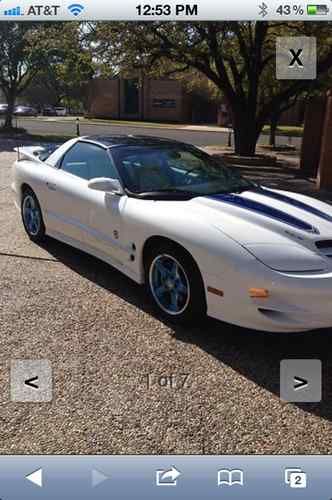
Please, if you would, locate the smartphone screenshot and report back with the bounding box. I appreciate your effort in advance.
[1,0,332,498]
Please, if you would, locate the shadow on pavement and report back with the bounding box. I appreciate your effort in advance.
[0,139,22,153]
[40,236,332,424]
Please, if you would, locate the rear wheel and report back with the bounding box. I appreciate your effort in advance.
[145,242,206,324]
[21,188,45,243]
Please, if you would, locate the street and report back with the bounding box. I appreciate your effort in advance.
[14,117,302,149]
[1,139,332,455]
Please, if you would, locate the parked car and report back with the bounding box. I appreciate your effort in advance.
[14,105,38,117]
[12,135,332,333]
[42,105,58,117]
[0,104,8,115]
[55,107,67,116]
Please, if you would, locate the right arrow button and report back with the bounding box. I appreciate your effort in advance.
[280,359,322,403]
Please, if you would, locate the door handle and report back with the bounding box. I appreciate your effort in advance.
[46,182,57,191]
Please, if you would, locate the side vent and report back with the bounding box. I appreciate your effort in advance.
[316,240,332,257]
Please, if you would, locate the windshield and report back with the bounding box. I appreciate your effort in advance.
[111,145,255,198]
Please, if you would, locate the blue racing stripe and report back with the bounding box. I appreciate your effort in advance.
[208,193,319,234]
[255,187,332,224]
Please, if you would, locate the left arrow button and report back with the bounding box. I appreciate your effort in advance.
[11,360,52,402]
[25,376,39,389]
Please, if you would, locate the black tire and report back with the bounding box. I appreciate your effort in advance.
[145,241,207,325]
[21,188,46,243]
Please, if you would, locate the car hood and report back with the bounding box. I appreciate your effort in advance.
[190,187,332,250]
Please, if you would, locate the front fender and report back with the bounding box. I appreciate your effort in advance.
[121,198,259,285]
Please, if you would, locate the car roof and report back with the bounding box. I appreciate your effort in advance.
[82,135,186,149]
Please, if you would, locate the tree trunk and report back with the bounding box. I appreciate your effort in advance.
[3,91,16,130]
[233,113,260,156]
[269,111,279,148]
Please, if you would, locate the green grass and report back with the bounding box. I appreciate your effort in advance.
[262,125,303,137]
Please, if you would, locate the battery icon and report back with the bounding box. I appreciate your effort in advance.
[307,4,330,14]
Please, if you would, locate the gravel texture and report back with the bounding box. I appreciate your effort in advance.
[1,141,332,455]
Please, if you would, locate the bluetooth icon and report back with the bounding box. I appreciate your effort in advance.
[259,2,268,17]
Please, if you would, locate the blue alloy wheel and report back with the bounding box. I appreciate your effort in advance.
[22,194,41,236]
[149,254,191,316]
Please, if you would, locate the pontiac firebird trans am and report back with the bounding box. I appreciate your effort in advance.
[11,135,332,332]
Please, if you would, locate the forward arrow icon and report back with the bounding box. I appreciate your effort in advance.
[92,469,109,488]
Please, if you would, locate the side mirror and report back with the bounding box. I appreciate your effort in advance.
[88,177,124,196]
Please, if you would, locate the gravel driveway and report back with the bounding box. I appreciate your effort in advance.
[1,140,332,454]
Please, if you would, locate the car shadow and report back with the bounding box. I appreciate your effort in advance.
[39,236,332,423]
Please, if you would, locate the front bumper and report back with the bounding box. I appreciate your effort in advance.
[204,264,332,333]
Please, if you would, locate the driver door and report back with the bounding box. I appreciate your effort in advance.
[80,144,127,264]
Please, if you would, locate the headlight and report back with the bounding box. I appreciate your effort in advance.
[245,244,327,272]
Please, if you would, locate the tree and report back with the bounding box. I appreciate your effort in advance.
[172,69,223,123]
[0,23,94,129]
[0,23,50,129]
[90,21,332,156]
[260,61,307,148]
[258,22,332,148]
[33,23,95,110]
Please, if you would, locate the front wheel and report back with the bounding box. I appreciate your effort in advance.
[145,242,207,324]
[21,188,45,243]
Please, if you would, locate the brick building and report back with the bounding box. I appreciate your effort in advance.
[86,77,217,124]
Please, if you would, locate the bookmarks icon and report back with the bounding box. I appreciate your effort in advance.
[217,469,244,487]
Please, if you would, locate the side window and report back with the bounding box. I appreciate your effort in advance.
[61,142,119,180]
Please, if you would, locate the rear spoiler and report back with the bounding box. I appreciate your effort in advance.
[14,146,44,163]
[15,144,62,163]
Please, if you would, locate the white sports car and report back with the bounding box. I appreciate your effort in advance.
[11,135,332,332]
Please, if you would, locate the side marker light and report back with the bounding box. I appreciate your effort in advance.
[249,288,270,299]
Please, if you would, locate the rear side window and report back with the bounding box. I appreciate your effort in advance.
[61,142,118,180]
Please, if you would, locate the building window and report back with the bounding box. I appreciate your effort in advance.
[124,79,139,114]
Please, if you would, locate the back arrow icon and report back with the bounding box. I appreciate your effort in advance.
[25,376,39,389]
[294,376,308,391]
[26,468,42,487]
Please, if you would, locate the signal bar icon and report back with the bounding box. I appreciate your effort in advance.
[4,6,23,15]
